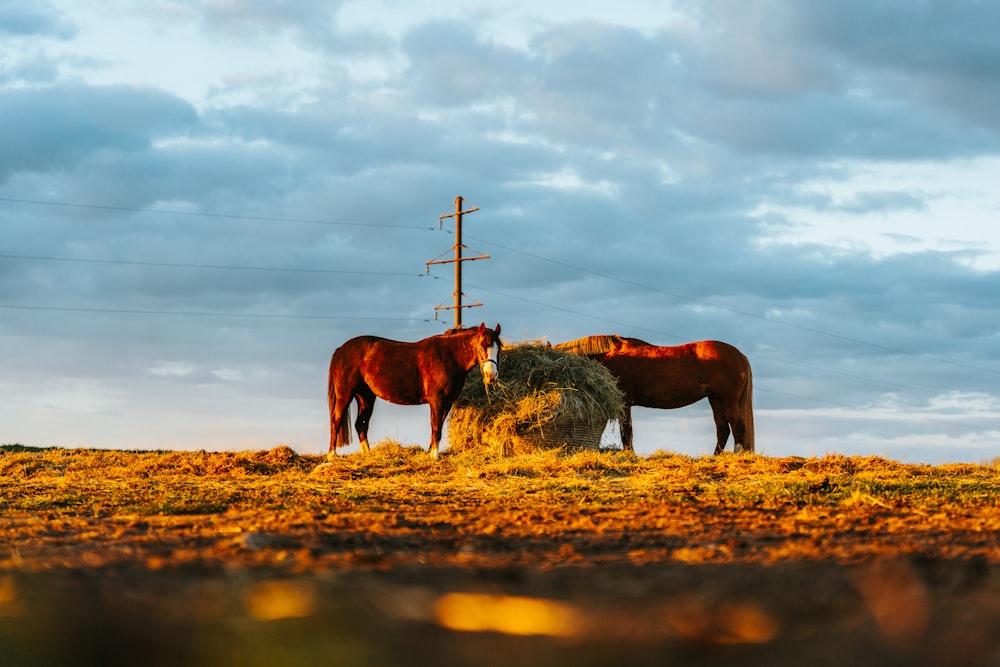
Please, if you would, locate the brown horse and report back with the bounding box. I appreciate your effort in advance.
[327,323,502,459]
[556,335,754,454]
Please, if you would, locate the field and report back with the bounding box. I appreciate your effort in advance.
[2,442,1000,666]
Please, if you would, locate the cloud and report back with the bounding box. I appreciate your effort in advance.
[669,1,839,97]
[0,84,198,181]
[1,1,999,460]
[187,0,342,44]
[401,20,531,107]
[831,190,927,215]
[0,1,75,39]
[798,1,1000,132]
[801,1,1000,78]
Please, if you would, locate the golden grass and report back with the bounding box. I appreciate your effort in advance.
[2,442,999,515]
[4,444,1000,667]
[3,442,1000,572]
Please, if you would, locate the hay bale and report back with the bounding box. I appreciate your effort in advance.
[448,344,625,455]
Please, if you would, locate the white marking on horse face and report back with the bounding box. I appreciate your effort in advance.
[481,342,500,385]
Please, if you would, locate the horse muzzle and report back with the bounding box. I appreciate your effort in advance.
[481,359,499,385]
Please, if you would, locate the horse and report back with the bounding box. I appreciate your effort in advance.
[555,335,754,454]
[327,323,502,459]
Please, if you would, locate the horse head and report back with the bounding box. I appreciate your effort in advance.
[473,322,502,385]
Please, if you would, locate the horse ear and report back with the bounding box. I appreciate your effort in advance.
[477,322,486,332]
[494,323,501,336]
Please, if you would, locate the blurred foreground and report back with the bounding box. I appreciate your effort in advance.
[2,444,999,666]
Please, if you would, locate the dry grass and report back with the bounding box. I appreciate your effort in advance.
[2,442,999,518]
[4,443,1000,667]
[2,438,1000,654]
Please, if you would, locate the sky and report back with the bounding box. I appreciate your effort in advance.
[1,0,999,463]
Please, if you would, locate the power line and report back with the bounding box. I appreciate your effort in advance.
[465,233,1000,379]
[2,199,995,435]
[6,195,999,381]
[463,233,893,347]
[471,252,995,429]
[0,303,431,322]
[466,280,975,401]
[0,197,434,231]
[3,252,969,406]
[465,281,690,341]
[0,253,434,279]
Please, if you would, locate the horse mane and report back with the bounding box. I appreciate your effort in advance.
[555,335,656,356]
[555,335,621,355]
[441,325,498,338]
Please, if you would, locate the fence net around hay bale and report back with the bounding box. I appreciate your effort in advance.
[448,344,625,456]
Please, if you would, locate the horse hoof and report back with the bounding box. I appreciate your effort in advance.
[326,451,338,462]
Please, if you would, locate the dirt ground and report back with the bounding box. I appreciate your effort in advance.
[2,447,1000,666]
[4,507,1000,666]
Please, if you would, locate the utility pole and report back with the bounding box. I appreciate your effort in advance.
[426,196,489,329]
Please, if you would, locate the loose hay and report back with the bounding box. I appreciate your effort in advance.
[448,343,625,455]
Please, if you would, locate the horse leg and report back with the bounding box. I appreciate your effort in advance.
[619,407,634,452]
[712,395,752,455]
[731,419,748,454]
[328,388,353,460]
[708,395,731,455]
[328,404,339,457]
[728,403,749,454]
[354,388,376,453]
[427,399,448,459]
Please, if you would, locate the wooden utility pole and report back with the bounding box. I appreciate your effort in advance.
[426,196,489,329]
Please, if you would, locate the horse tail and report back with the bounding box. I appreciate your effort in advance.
[740,358,755,453]
[337,404,353,447]
[327,357,354,449]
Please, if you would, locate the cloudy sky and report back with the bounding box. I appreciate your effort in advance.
[2,0,999,463]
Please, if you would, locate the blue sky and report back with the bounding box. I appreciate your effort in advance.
[1,0,999,462]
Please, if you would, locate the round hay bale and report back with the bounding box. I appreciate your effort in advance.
[448,343,625,455]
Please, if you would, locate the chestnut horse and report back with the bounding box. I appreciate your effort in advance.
[327,323,502,459]
[556,335,754,454]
